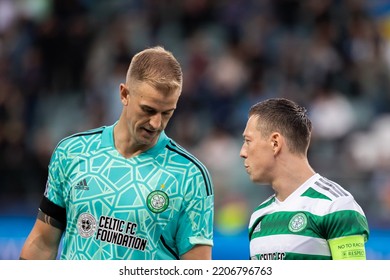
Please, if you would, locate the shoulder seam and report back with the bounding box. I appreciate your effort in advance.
[314,177,349,199]
[166,141,213,196]
[55,127,105,149]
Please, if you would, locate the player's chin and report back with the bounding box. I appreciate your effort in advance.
[139,131,160,145]
[252,177,269,185]
[250,173,264,184]
[140,128,157,138]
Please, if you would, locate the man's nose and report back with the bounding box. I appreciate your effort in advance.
[149,114,162,129]
[240,146,247,158]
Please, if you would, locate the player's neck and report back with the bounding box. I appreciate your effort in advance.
[113,121,149,158]
[273,158,315,202]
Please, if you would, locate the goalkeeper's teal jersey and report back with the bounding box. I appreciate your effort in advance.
[41,124,214,259]
[248,174,369,260]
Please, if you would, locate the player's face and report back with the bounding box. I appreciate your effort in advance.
[122,81,180,147]
[240,115,275,184]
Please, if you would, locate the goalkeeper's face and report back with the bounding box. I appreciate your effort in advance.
[121,81,180,148]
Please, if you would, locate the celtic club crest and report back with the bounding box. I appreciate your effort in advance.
[288,213,307,233]
[147,190,169,213]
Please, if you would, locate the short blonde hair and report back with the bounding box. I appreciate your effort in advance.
[126,46,183,94]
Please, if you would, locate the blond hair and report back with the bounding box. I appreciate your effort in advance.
[126,46,182,94]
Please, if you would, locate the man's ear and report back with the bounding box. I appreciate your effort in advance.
[270,132,282,154]
[119,83,129,105]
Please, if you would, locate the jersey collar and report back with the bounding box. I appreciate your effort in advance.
[100,122,170,156]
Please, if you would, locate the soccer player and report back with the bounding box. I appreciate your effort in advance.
[20,46,214,260]
[240,98,369,260]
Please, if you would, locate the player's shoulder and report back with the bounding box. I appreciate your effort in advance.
[165,139,207,168]
[55,126,106,153]
[256,195,276,211]
[165,139,213,196]
[305,174,366,215]
[309,175,353,202]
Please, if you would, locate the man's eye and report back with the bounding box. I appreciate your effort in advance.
[144,108,155,114]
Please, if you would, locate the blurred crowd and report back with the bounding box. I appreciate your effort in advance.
[1,0,390,233]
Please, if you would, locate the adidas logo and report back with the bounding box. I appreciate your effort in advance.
[253,221,261,233]
[75,179,89,190]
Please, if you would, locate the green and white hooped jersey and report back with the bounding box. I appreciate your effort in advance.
[40,124,214,260]
[248,173,369,260]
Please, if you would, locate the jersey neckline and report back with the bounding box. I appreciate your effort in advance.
[100,122,170,158]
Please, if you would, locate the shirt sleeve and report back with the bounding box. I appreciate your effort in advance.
[328,235,367,259]
[176,169,214,256]
[43,142,68,210]
[322,196,369,260]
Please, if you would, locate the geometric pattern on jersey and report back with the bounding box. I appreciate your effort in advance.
[248,173,369,260]
[44,124,214,260]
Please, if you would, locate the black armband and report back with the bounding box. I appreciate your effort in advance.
[39,196,66,230]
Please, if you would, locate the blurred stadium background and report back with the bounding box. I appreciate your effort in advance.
[1,0,390,260]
